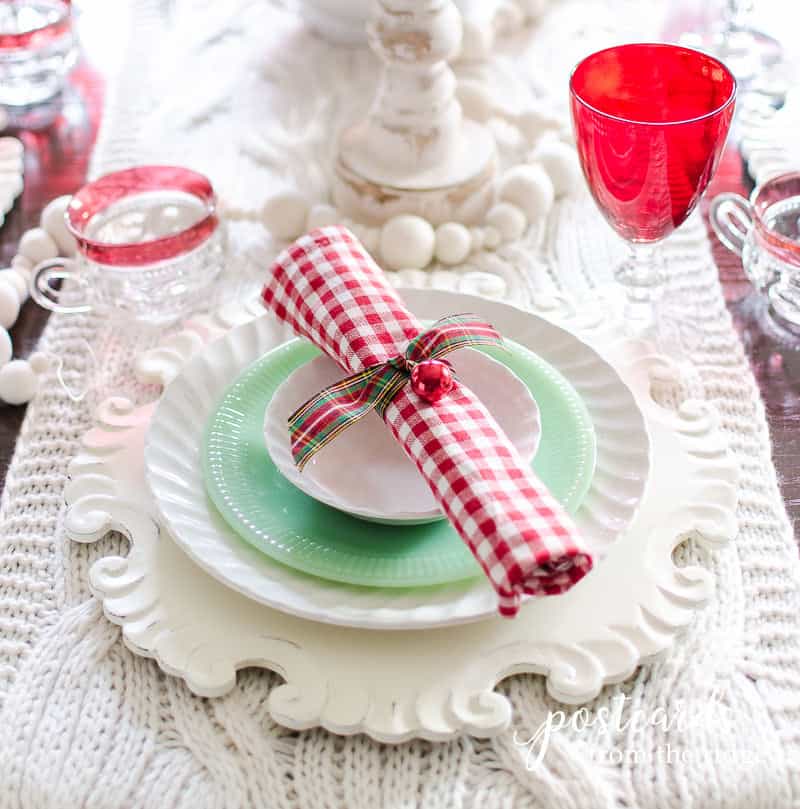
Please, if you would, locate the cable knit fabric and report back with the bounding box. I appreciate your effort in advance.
[0,1,799,808]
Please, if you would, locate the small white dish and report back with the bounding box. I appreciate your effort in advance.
[264,349,542,524]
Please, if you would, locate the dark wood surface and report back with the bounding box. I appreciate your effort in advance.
[706,147,800,538]
[0,56,104,491]
[0,7,797,542]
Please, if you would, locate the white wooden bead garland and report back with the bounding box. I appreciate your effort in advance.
[256,112,580,271]
[0,178,78,407]
[379,215,436,271]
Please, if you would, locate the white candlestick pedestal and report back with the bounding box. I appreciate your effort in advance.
[333,0,496,226]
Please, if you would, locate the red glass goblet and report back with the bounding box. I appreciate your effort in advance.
[570,43,736,330]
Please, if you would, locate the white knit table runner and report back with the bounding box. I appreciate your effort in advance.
[1,1,799,807]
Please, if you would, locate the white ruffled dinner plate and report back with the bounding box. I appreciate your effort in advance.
[264,347,541,524]
[144,289,651,630]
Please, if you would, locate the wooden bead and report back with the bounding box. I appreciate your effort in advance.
[517,108,562,145]
[11,254,32,272]
[379,215,435,271]
[18,227,59,265]
[0,359,38,405]
[532,141,583,197]
[306,204,340,231]
[0,269,27,302]
[0,136,23,160]
[41,195,77,255]
[483,226,501,250]
[434,223,471,265]
[262,192,310,241]
[29,351,50,373]
[351,223,380,257]
[0,155,23,174]
[0,281,20,329]
[0,327,11,367]
[456,81,493,123]
[469,227,485,252]
[497,165,554,222]
[0,172,23,199]
[486,202,527,242]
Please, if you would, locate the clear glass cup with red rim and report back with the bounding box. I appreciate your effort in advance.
[0,0,76,106]
[30,165,225,327]
[711,171,800,333]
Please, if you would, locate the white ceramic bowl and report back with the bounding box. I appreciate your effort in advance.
[264,348,541,524]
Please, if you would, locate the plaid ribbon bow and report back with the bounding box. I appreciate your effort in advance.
[289,314,505,470]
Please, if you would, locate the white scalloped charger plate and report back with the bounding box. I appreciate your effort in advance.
[263,347,542,524]
[144,289,651,630]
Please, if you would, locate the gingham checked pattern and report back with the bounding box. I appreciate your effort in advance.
[287,314,505,470]
[262,226,592,616]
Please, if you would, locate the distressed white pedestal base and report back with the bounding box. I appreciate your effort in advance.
[333,120,496,226]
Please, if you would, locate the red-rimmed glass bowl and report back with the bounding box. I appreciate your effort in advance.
[711,172,800,331]
[31,166,225,326]
[66,165,219,267]
[0,0,75,106]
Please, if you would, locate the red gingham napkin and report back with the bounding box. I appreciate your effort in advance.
[262,226,592,616]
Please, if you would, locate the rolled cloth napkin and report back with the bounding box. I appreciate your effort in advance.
[261,226,592,616]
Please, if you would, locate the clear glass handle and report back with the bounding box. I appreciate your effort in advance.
[709,193,753,256]
[29,258,92,315]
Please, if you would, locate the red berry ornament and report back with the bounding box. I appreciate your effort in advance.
[410,359,454,403]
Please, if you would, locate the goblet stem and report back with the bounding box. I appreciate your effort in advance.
[615,242,665,330]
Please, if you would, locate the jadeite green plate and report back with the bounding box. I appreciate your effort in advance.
[202,339,596,588]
